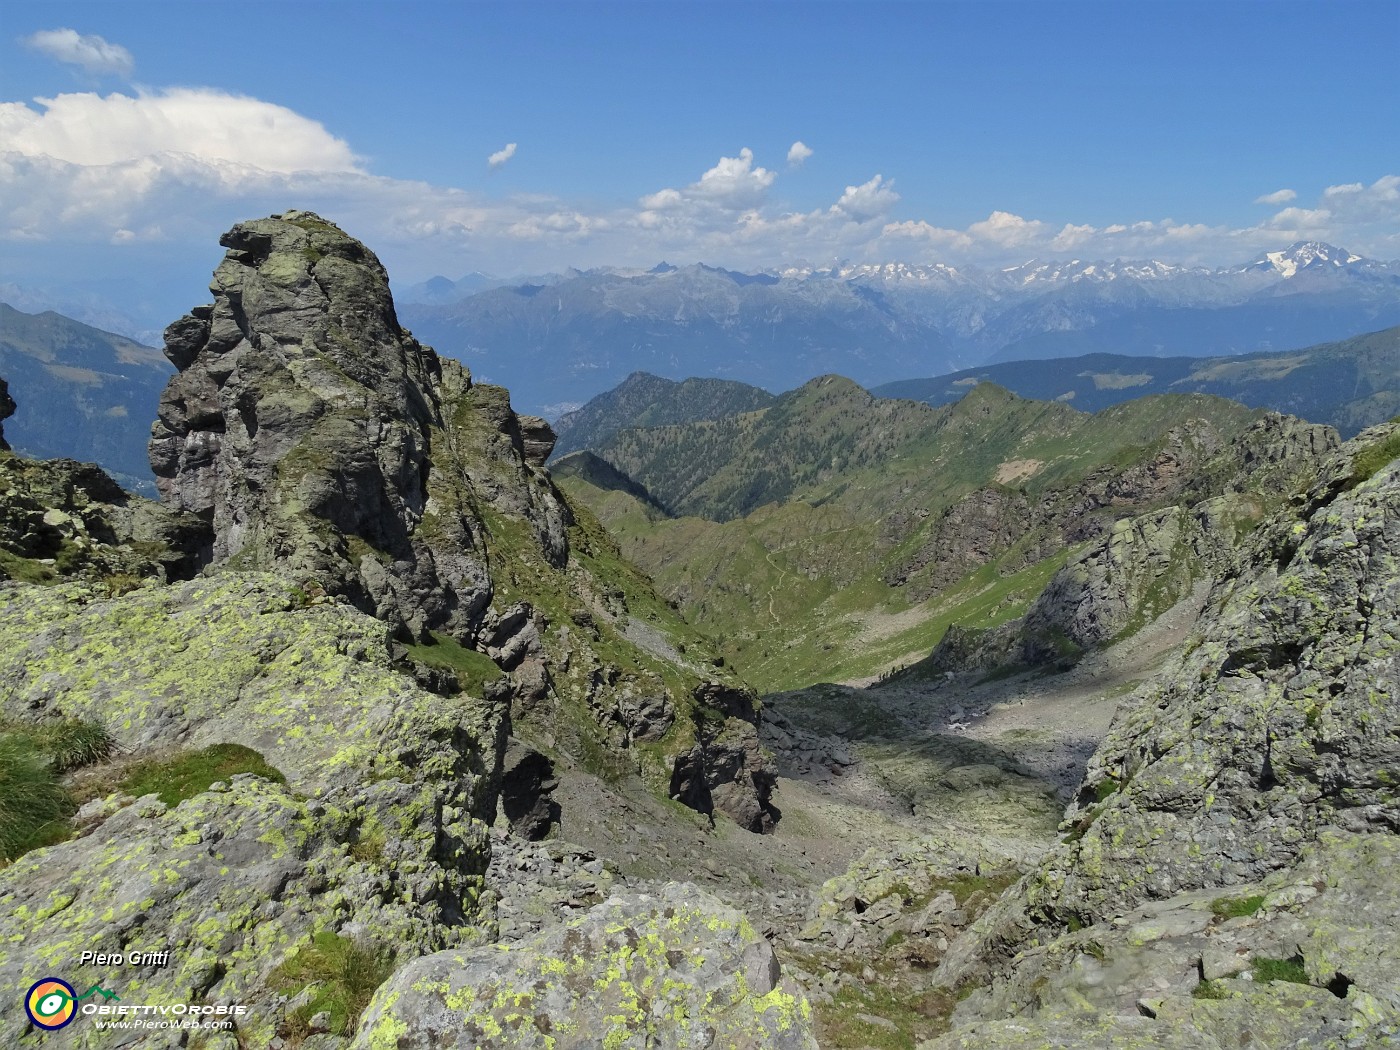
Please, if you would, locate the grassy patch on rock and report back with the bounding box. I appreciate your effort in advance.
[273,931,396,1039]
[117,743,286,808]
[1211,893,1266,919]
[404,631,504,694]
[1252,955,1310,985]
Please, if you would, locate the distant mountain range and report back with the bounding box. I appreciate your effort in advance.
[0,304,170,493]
[400,242,1400,415]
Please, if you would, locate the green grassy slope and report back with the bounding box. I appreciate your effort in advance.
[560,379,1264,691]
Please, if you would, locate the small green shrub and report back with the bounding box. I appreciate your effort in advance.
[1252,955,1309,985]
[118,744,285,807]
[1211,893,1266,919]
[1094,778,1120,803]
[273,931,395,1037]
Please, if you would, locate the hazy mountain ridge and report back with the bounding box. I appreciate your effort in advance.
[876,325,1400,438]
[552,371,776,458]
[0,303,171,492]
[400,242,1400,414]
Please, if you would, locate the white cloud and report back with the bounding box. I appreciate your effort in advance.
[1254,188,1296,206]
[24,28,133,77]
[2,80,1398,283]
[0,89,361,173]
[787,141,813,167]
[830,175,899,222]
[487,142,517,169]
[693,148,776,207]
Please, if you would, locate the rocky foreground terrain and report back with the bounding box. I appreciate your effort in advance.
[0,212,1396,1049]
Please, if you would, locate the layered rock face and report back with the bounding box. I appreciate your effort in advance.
[928,424,1400,1047]
[150,210,563,641]
[923,413,1342,671]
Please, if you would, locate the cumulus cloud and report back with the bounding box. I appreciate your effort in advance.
[830,175,899,222]
[487,142,517,169]
[0,89,361,173]
[693,148,776,207]
[1255,188,1296,206]
[24,28,133,77]
[641,148,776,216]
[787,141,813,167]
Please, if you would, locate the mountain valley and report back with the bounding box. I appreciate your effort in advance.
[0,214,1396,1049]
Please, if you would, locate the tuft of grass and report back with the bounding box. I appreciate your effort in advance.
[101,572,144,598]
[1094,778,1120,803]
[1192,979,1230,1000]
[273,931,395,1037]
[38,719,116,773]
[117,744,285,808]
[1252,955,1309,985]
[0,735,73,862]
[0,718,115,862]
[1211,893,1266,919]
[348,821,386,864]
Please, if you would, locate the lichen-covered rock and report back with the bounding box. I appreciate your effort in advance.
[930,424,1400,1042]
[350,883,818,1049]
[926,830,1399,1049]
[0,773,493,1048]
[0,573,503,807]
[0,573,502,1044]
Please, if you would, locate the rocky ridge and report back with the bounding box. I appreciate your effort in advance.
[920,423,1400,1047]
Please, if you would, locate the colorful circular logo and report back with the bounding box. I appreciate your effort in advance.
[25,978,77,1030]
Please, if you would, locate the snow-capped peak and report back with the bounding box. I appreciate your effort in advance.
[1245,241,1363,278]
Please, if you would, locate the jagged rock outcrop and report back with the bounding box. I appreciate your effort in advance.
[921,413,1342,672]
[927,423,1400,1047]
[146,211,774,833]
[0,375,13,450]
[352,883,817,1049]
[149,210,566,642]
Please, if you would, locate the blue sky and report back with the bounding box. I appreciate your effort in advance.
[2,0,1397,327]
